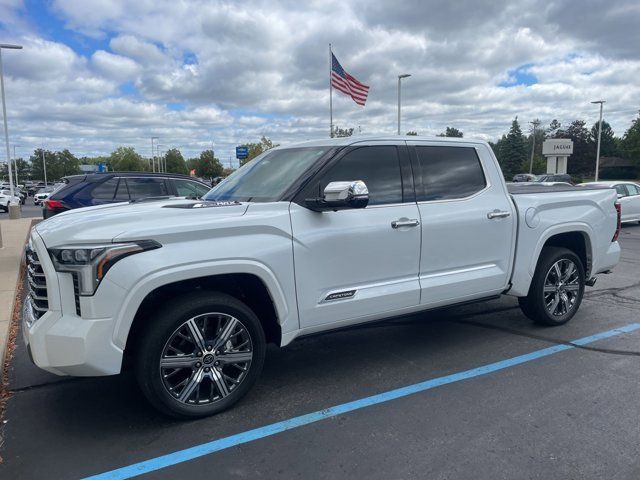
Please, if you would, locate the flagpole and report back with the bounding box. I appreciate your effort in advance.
[329,43,333,138]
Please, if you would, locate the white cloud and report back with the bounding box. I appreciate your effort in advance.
[0,0,638,165]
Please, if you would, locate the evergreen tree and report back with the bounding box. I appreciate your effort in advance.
[588,120,617,158]
[497,117,527,179]
[620,113,640,164]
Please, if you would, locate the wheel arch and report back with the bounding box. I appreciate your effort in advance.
[531,225,593,282]
[112,260,292,359]
[122,272,282,370]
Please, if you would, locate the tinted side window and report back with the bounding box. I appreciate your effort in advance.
[615,185,629,197]
[415,146,486,201]
[174,179,210,198]
[114,178,129,201]
[319,146,402,205]
[626,184,640,195]
[91,178,118,200]
[126,178,168,200]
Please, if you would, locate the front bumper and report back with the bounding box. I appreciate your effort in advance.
[22,231,124,377]
[22,296,123,376]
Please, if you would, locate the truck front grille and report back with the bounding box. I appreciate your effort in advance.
[26,245,49,320]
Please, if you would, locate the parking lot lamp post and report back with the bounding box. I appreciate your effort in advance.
[0,43,22,202]
[151,137,159,172]
[41,146,47,185]
[528,119,540,174]
[591,100,605,181]
[397,74,411,135]
[13,144,19,187]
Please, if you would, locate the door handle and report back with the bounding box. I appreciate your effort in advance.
[391,219,420,229]
[487,210,511,219]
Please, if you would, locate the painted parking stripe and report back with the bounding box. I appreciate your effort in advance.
[84,323,640,480]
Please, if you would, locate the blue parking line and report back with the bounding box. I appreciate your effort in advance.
[84,322,640,480]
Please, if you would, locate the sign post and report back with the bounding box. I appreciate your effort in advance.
[542,139,573,174]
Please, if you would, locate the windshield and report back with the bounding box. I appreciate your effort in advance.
[204,147,331,202]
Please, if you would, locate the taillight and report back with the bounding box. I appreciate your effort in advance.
[612,201,621,242]
[44,199,65,210]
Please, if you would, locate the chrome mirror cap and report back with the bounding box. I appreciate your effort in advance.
[324,180,369,202]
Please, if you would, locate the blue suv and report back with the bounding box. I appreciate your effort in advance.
[43,172,212,219]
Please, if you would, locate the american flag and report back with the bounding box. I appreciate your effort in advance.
[331,53,370,106]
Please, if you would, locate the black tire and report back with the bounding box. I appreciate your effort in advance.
[135,291,266,418]
[519,246,585,326]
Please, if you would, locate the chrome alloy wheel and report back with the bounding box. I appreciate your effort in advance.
[543,259,581,317]
[160,313,253,405]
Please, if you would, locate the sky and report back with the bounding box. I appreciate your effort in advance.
[0,0,639,167]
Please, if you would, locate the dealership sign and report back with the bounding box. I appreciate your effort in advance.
[542,139,573,156]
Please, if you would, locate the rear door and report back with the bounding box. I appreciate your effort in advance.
[125,177,169,200]
[290,142,421,329]
[409,141,516,306]
[622,183,640,220]
[614,184,633,221]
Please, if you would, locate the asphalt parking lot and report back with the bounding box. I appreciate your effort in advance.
[1,224,639,479]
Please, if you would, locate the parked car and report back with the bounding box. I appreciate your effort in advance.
[579,181,640,223]
[34,186,56,206]
[42,172,212,218]
[23,137,621,418]
[536,174,574,184]
[512,173,536,182]
[0,189,21,212]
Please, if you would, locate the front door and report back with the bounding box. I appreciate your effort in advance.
[290,143,421,329]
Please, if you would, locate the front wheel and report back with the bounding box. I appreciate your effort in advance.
[519,247,585,326]
[135,292,266,418]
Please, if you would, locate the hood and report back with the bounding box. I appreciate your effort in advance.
[35,199,249,247]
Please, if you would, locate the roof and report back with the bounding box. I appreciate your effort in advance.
[278,135,488,149]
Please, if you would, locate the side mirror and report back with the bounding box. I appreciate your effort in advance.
[305,180,369,211]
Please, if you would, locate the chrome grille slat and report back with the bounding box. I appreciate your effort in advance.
[26,244,49,320]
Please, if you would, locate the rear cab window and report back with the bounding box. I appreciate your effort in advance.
[414,146,486,201]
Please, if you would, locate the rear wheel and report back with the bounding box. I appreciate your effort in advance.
[135,291,266,418]
[519,247,585,326]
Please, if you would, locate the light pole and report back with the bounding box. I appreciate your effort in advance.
[0,43,22,204]
[397,74,411,135]
[13,144,19,187]
[528,119,540,174]
[591,100,605,181]
[41,145,48,185]
[151,137,159,172]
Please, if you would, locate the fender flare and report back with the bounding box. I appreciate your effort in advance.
[528,222,593,276]
[111,259,291,349]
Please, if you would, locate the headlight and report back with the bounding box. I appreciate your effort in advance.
[48,240,161,295]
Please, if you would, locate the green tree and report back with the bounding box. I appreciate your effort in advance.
[58,149,81,177]
[240,136,279,166]
[187,150,223,179]
[497,117,528,179]
[589,120,617,158]
[556,120,591,175]
[406,131,418,136]
[163,148,188,174]
[620,112,640,164]
[547,119,563,138]
[525,120,546,174]
[30,149,61,182]
[437,127,463,137]
[108,147,147,172]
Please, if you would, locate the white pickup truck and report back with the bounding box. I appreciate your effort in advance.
[23,137,621,418]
